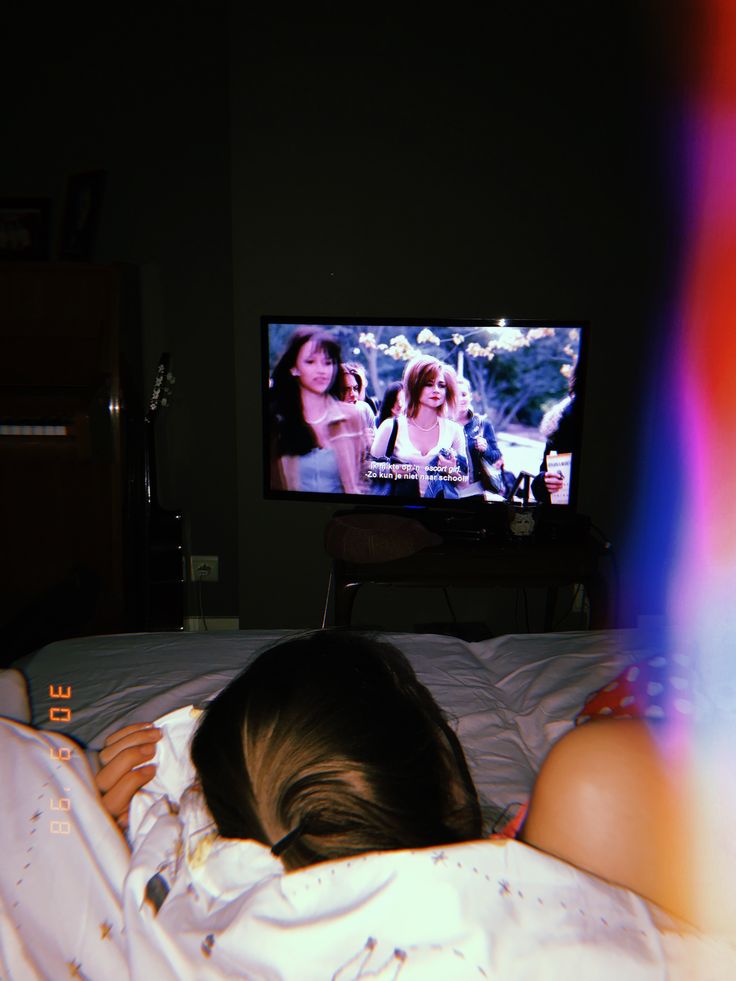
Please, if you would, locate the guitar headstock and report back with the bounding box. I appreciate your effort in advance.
[147,353,175,421]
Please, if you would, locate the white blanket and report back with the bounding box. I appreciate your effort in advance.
[2,710,734,980]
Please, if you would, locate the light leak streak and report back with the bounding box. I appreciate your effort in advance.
[666,0,736,934]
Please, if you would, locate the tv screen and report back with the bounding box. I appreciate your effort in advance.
[262,317,587,514]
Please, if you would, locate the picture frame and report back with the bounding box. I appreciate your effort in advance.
[0,198,52,260]
[58,170,107,261]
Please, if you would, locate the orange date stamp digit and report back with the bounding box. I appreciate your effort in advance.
[49,684,73,835]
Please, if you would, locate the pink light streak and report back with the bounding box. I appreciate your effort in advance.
[666,0,736,934]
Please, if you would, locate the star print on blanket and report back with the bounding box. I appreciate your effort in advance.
[3,707,735,979]
[0,718,130,981]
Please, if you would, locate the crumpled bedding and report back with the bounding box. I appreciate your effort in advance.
[2,706,735,980]
[18,627,660,816]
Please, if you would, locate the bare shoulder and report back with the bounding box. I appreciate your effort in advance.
[521,719,691,918]
[530,718,665,788]
[522,720,668,850]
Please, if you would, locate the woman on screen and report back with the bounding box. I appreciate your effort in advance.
[370,355,467,499]
[269,326,365,495]
[337,362,377,450]
[375,380,404,427]
[531,364,578,505]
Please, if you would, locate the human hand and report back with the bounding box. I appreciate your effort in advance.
[544,471,565,494]
[493,456,504,469]
[94,723,162,831]
[474,436,488,454]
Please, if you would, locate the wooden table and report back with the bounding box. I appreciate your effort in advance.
[331,531,611,631]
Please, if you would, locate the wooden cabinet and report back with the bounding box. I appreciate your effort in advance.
[0,263,182,663]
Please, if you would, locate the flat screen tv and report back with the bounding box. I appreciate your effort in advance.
[262,316,588,517]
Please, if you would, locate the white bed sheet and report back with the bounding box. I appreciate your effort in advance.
[19,627,656,813]
[21,630,656,813]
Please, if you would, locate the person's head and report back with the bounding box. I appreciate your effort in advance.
[455,378,472,420]
[376,381,404,427]
[403,356,458,419]
[272,326,342,403]
[338,363,366,404]
[190,631,482,870]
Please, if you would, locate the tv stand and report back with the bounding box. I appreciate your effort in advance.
[327,507,609,632]
[330,503,591,545]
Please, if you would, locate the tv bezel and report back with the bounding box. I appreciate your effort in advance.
[261,315,589,515]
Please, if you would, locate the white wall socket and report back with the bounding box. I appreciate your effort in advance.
[190,555,219,583]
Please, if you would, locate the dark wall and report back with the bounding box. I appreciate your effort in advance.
[1,5,238,623]
[231,7,682,628]
[1,6,685,634]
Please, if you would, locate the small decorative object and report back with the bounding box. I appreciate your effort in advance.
[0,197,51,260]
[58,169,107,260]
[507,506,536,538]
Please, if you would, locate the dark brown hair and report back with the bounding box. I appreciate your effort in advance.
[377,380,403,427]
[270,326,343,455]
[190,631,483,870]
[338,362,366,398]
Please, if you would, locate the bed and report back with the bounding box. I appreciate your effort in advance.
[1,626,734,979]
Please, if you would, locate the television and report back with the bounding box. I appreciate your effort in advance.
[261,316,588,522]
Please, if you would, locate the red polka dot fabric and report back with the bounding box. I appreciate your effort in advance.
[492,802,529,840]
[576,653,695,725]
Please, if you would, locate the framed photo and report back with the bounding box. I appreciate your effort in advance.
[58,170,107,261]
[0,198,52,260]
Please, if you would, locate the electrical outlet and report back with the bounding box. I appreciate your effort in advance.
[189,555,219,583]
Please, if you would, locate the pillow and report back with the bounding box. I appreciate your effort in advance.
[576,653,695,724]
